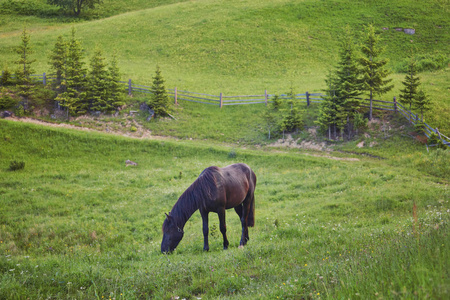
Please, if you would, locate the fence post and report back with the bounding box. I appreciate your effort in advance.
[306,91,310,107]
[436,128,442,139]
[128,79,132,96]
[265,89,268,106]
[43,72,46,86]
[219,93,223,108]
[393,96,397,114]
[174,87,178,105]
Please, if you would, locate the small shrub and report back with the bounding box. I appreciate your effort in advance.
[414,121,426,134]
[228,150,237,158]
[0,93,17,109]
[354,113,368,131]
[9,160,25,171]
[14,104,25,117]
[130,126,137,132]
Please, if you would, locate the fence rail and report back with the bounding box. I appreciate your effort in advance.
[2,72,448,147]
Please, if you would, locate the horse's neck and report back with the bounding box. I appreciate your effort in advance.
[170,195,199,229]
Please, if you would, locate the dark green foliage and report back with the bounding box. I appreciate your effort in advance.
[48,35,67,91]
[107,53,125,109]
[399,53,432,122]
[0,88,18,109]
[8,160,25,171]
[263,95,283,139]
[15,28,36,109]
[0,0,59,17]
[87,48,111,112]
[47,0,103,16]
[359,24,393,120]
[280,103,304,133]
[280,88,304,133]
[353,112,367,133]
[56,28,87,117]
[427,132,447,149]
[148,66,171,118]
[413,89,432,122]
[399,54,420,115]
[0,67,14,86]
[333,26,362,138]
[316,73,345,139]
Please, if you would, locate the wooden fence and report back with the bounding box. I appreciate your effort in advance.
[3,72,449,147]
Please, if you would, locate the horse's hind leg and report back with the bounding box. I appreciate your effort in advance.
[218,208,229,250]
[236,203,249,247]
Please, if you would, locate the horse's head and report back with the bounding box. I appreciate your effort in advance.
[161,213,184,254]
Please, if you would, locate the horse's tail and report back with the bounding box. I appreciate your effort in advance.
[247,169,256,227]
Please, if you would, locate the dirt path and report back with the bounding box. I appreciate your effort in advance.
[5,117,360,161]
[5,116,173,141]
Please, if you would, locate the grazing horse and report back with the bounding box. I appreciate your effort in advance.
[161,163,256,253]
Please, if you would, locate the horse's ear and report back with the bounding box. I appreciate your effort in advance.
[165,212,172,221]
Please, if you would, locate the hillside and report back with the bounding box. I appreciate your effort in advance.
[0,0,448,134]
[0,119,449,298]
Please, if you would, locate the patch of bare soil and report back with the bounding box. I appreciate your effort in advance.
[4,116,174,141]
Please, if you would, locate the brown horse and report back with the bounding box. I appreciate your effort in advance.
[161,163,256,253]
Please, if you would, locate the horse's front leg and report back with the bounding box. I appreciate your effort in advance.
[217,208,229,250]
[200,209,209,251]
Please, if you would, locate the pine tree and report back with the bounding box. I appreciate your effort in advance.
[0,66,13,86]
[149,66,171,118]
[107,53,125,110]
[87,48,110,112]
[335,26,362,138]
[57,28,87,117]
[49,35,67,92]
[359,24,393,120]
[399,54,421,122]
[15,28,36,109]
[413,89,431,122]
[263,95,283,139]
[316,73,345,139]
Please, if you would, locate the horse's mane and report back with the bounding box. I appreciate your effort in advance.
[168,166,222,227]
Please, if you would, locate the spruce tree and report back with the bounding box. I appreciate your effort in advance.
[49,35,67,92]
[316,73,345,139]
[87,48,110,112]
[359,24,393,120]
[15,28,36,109]
[399,54,421,122]
[57,28,87,117]
[0,66,13,86]
[413,89,431,122]
[107,53,124,110]
[263,95,283,139]
[149,66,171,118]
[335,26,362,138]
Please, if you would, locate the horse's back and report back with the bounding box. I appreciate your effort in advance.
[219,163,255,209]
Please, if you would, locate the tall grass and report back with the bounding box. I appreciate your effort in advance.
[0,120,448,299]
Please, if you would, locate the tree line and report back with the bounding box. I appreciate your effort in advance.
[0,28,172,120]
[317,24,431,140]
[263,25,432,141]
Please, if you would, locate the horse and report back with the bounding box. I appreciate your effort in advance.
[161,163,256,253]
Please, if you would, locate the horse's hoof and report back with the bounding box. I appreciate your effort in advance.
[223,247,228,250]
[203,248,209,252]
[238,245,244,249]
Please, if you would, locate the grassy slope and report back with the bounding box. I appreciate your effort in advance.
[0,119,449,299]
[0,0,448,133]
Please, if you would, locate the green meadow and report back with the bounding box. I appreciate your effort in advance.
[1,0,450,298]
[0,119,449,299]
